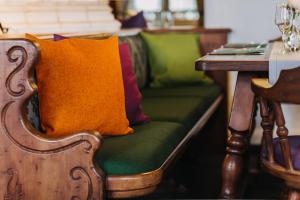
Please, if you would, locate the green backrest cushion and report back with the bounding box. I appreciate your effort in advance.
[141,32,211,87]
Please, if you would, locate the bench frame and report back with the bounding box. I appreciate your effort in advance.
[0,28,230,199]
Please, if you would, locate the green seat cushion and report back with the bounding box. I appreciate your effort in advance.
[140,32,211,87]
[142,83,220,98]
[141,84,221,128]
[95,121,186,175]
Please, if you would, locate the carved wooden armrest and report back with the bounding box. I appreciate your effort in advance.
[251,66,300,104]
[0,39,104,200]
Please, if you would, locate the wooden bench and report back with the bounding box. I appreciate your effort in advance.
[0,28,230,199]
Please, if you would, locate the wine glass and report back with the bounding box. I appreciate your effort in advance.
[275,3,299,53]
[288,11,300,51]
[275,3,293,33]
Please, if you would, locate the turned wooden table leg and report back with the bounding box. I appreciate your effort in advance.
[220,72,256,199]
[284,186,300,200]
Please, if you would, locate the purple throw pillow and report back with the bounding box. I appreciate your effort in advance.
[121,11,147,29]
[53,34,65,41]
[53,34,149,125]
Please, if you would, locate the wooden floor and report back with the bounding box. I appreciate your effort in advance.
[129,143,282,199]
[123,108,282,200]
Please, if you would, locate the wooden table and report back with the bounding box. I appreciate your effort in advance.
[195,44,272,199]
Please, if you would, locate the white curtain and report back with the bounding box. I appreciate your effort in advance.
[0,0,121,34]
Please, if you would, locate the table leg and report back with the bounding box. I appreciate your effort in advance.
[220,72,256,199]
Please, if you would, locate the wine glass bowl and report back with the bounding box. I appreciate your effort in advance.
[275,3,300,52]
[275,3,292,33]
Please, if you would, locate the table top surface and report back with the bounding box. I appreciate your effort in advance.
[195,43,273,72]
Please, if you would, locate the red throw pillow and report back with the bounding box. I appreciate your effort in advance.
[118,43,150,125]
[54,34,149,125]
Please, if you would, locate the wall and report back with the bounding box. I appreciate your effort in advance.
[0,0,120,34]
[204,0,300,144]
[205,0,283,42]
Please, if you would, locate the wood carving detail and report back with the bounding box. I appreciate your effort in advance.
[5,46,27,97]
[0,40,103,200]
[1,101,94,154]
[70,167,93,200]
[4,169,24,200]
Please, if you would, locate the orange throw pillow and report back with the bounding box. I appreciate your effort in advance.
[26,34,133,136]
